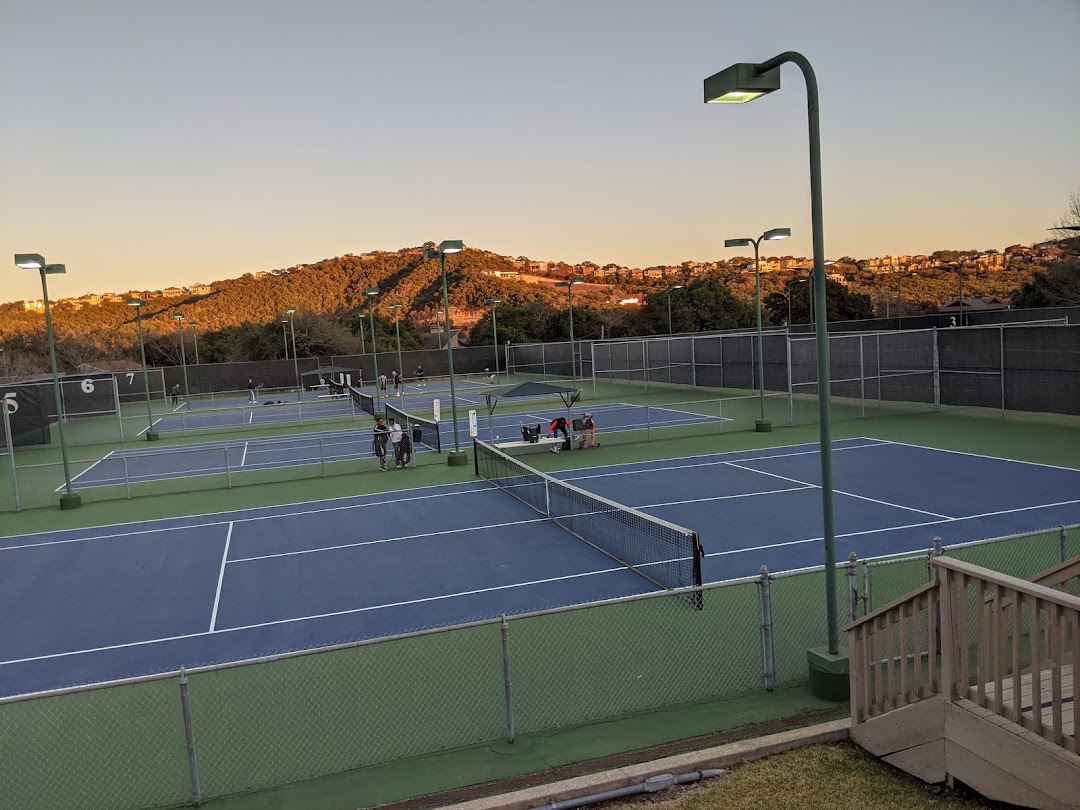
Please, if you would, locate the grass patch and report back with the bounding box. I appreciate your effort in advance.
[602,742,999,810]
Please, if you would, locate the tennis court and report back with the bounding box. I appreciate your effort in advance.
[4,436,1079,698]
[67,402,718,490]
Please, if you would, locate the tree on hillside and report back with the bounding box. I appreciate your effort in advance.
[466,302,556,345]
[764,279,873,325]
[1010,192,1080,307]
[630,278,756,335]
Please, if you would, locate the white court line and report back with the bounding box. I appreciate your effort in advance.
[56,451,115,492]
[636,485,814,509]
[749,497,1080,550]
[136,417,163,437]
[0,564,630,667]
[228,516,551,564]
[0,485,496,551]
[876,438,1080,475]
[562,441,889,483]
[172,402,185,412]
[240,442,248,467]
[208,523,233,632]
[722,460,955,519]
[248,411,254,424]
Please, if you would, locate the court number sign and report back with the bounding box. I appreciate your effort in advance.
[81,379,96,394]
[2,392,16,415]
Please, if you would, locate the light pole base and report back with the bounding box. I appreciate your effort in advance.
[447,450,469,467]
[755,419,773,433]
[59,492,83,510]
[807,646,849,701]
[146,431,160,442]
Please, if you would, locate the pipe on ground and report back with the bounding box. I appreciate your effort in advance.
[535,768,728,810]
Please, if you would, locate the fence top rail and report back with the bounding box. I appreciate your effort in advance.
[1028,556,1080,591]
[844,580,937,632]
[942,523,1079,554]
[935,556,1080,609]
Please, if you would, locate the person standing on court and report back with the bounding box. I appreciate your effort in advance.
[247,377,257,403]
[388,416,404,468]
[378,372,388,398]
[373,417,391,471]
[171,382,181,406]
[415,365,425,389]
[391,369,401,397]
[581,412,596,448]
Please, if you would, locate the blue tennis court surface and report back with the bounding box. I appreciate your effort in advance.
[73,403,719,489]
[5,437,1078,697]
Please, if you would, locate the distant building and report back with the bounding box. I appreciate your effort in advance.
[23,299,44,311]
[254,272,270,280]
[938,297,1009,313]
[480,269,519,279]
[189,284,212,295]
[162,287,183,297]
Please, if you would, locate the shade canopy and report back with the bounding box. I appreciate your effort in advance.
[484,381,581,415]
[300,365,360,376]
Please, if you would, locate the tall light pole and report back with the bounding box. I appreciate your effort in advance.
[725,228,790,432]
[285,307,300,395]
[127,298,160,442]
[280,318,289,360]
[555,277,584,383]
[388,302,404,392]
[665,285,684,335]
[485,297,502,380]
[366,288,381,414]
[14,254,80,508]
[706,55,843,677]
[173,312,190,401]
[954,253,986,327]
[190,320,200,364]
[424,241,467,465]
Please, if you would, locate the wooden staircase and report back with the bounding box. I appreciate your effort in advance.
[846,555,1080,810]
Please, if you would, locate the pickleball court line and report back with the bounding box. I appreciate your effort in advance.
[208,522,233,632]
[561,440,890,483]
[0,485,510,552]
[226,515,551,564]
[0,563,634,667]
[876,438,1080,475]
[721,460,955,519]
[56,450,116,492]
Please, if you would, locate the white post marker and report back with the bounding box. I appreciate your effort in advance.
[468,409,477,438]
[433,398,441,423]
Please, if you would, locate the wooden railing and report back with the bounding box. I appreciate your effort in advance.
[847,579,939,725]
[939,556,1079,754]
[848,556,1080,756]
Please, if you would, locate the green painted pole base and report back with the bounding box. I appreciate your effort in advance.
[59,492,83,510]
[755,419,773,432]
[447,450,469,467]
[807,645,849,701]
[146,431,160,441]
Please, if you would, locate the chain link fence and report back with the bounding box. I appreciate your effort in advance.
[5,522,1076,810]
[508,323,1079,420]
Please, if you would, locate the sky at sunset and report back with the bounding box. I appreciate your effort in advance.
[2,0,1079,302]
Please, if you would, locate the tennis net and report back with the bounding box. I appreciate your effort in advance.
[349,386,375,415]
[474,439,702,599]
[385,401,442,452]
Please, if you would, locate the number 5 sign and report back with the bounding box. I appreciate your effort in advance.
[2,392,17,414]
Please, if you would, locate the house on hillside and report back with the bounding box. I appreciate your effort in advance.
[189,283,212,295]
[23,300,44,312]
[938,297,1009,313]
[162,287,183,297]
